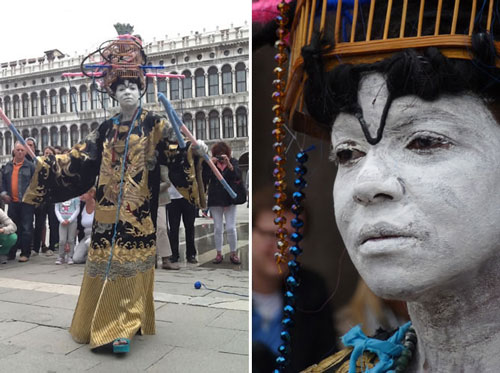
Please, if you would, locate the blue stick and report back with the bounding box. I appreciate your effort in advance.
[0,109,37,163]
[157,93,237,199]
[157,93,186,148]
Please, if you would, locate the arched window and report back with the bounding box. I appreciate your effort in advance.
[22,129,30,141]
[60,126,68,148]
[40,91,48,115]
[13,95,20,118]
[195,68,205,97]
[208,110,220,139]
[0,133,3,156]
[50,90,57,114]
[31,92,38,116]
[182,113,193,133]
[146,78,155,103]
[182,70,192,99]
[41,128,49,150]
[31,128,39,149]
[22,94,29,117]
[69,87,77,112]
[59,88,68,113]
[91,122,99,131]
[0,98,2,111]
[235,62,247,92]
[195,112,206,140]
[90,84,98,110]
[80,123,89,140]
[158,78,167,97]
[80,86,88,111]
[4,97,11,118]
[70,125,79,146]
[170,74,179,100]
[50,126,58,146]
[5,132,12,156]
[222,64,232,94]
[208,66,219,96]
[236,107,248,137]
[222,109,234,138]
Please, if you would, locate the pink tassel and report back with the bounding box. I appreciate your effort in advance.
[253,0,290,24]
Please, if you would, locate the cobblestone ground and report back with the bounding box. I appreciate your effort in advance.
[0,205,249,372]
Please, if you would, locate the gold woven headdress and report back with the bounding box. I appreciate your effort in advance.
[100,36,146,94]
[284,0,500,140]
[80,34,147,97]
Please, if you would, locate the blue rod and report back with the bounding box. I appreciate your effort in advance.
[157,93,237,199]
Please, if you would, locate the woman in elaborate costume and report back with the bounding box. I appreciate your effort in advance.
[255,0,500,371]
[23,35,205,353]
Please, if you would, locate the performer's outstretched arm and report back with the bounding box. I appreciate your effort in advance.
[23,123,108,206]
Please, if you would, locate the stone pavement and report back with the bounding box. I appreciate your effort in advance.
[0,205,249,372]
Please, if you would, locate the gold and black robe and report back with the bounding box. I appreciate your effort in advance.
[23,109,205,348]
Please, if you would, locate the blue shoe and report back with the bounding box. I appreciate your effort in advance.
[112,338,130,353]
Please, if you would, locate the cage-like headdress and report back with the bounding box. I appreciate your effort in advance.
[285,0,500,140]
[80,34,147,97]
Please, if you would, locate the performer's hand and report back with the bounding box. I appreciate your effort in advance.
[0,228,5,234]
[192,139,208,156]
[62,220,69,226]
[2,195,11,204]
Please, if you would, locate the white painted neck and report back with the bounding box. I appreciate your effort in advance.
[407,256,500,372]
[120,104,139,122]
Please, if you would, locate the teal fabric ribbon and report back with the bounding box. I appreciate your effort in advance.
[341,321,412,373]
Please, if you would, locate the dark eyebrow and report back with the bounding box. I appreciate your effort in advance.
[388,107,461,132]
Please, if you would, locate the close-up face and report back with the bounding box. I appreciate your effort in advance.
[331,73,500,301]
[252,210,292,281]
[115,80,140,110]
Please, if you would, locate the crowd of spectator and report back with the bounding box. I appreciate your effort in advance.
[0,138,93,264]
[0,138,246,268]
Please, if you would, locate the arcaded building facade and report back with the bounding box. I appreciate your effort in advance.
[0,24,249,177]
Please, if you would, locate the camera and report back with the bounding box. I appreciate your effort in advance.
[216,155,224,161]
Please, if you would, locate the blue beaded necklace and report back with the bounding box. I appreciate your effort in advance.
[274,146,314,372]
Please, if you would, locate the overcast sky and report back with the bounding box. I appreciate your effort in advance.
[2,0,250,62]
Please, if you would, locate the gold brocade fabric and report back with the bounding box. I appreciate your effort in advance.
[23,109,205,348]
[301,347,378,373]
[69,266,155,348]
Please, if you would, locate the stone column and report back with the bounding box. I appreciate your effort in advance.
[27,95,31,118]
[218,71,222,95]
[153,77,158,103]
[233,112,237,138]
[165,78,170,99]
[204,73,208,97]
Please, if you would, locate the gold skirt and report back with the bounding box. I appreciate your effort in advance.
[69,256,156,348]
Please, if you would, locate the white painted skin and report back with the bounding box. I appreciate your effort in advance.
[331,73,500,372]
[114,80,140,121]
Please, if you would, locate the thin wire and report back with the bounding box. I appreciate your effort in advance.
[298,247,347,314]
[198,282,249,298]
[105,106,143,279]
[98,88,108,122]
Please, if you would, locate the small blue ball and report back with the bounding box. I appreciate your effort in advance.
[194,281,201,289]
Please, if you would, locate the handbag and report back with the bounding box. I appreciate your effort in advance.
[230,177,247,205]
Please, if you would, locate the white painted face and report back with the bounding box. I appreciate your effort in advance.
[332,73,500,301]
[114,80,140,110]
